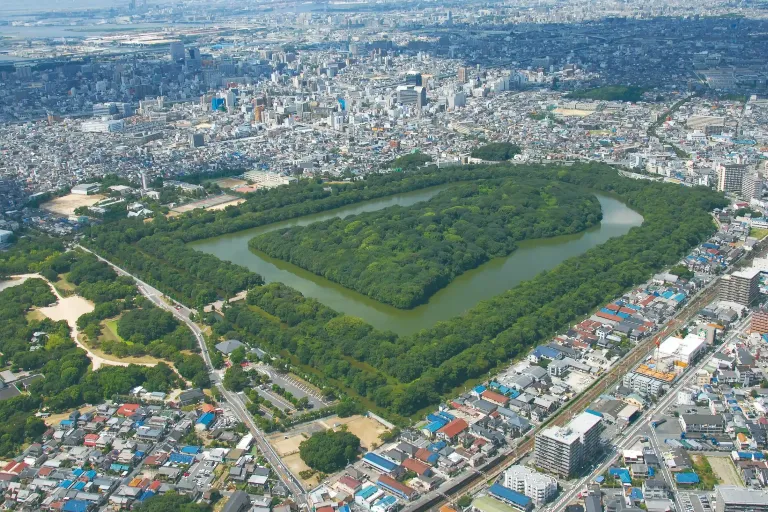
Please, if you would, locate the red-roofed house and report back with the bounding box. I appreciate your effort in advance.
[83,434,99,447]
[336,475,362,494]
[116,404,140,417]
[481,390,509,407]
[0,461,27,475]
[402,458,432,476]
[437,418,468,441]
[414,448,434,464]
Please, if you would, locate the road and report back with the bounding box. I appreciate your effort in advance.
[546,312,752,512]
[77,245,309,508]
[417,276,720,512]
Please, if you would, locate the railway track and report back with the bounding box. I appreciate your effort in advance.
[418,282,719,511]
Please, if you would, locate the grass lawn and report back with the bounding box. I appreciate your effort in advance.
[750,227,768,240]
[54,274,77,296]
[690,454,721,490]
[26,309,46,322]
[102,318,128,344]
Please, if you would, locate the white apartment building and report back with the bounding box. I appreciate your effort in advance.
[503,466,558,506]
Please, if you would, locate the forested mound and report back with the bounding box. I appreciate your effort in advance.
[249,179,602,308]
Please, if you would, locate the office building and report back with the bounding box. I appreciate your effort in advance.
[190,133,205,148]
[743,172,764,201]
[534,411,602,478]
[396,85,427,108]
[458,66,468,83]
[405,71,423,86]
[715,485,768,512]
[752,310,768,334]
[657,333,706,366]
[716,162,747,193]
[503,466,557,506]
[719,268,760,306]
[679,414,725,434]
[169,41,185,62]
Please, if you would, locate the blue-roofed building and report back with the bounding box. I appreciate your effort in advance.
[488,483,533,512]
[372,495,398,512]
[196,412,215,430]
[356,485,379,500]
[630,488,643,500]
[170,452,195,465]
[60,419,73,427]
[110,463,130,472]
[138,490,156,501]
[62,499,91,512]
[422,420,447,436]
[473,385,487,396]
[73,468,83,477]
[362,453,399,474]
[181,445,202,454]
[531,345,562,362]
[428,441,447,452]
[609,468,632,485]
[338,505,351,512]
[675,472,699,485]
[59,479,73,488]
[73,481,86,491]
[436,411,455,422]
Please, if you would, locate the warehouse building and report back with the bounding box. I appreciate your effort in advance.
[715,485,768,512]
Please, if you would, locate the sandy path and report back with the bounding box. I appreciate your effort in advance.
[14,273,153,370]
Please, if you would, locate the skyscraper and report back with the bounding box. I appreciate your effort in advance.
[405,71,423,87]
[169,42,185,63]
[457,66,468,84]
[716,162,746,193]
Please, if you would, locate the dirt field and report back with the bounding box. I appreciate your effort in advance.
[707,456,743,486]
[41,194,105,216]
[44,406,96,427]
[205,198,246,211]
[171,194,240,213]
[269,414,388,459]
[39,295,94,324]
[553,108,594,117]
[283,453,320,488]
[212,178,248,189]
[271,432,309,457]
[0,277,25,292]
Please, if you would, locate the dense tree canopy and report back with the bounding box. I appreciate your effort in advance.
[390,152,433,170]
[470,142,522,161]
[81,162,726,419]
[299,429,361,473]
[0,277,182,457]
[134,492,211,512]
[251,180,601,308]
[566,86,646,102]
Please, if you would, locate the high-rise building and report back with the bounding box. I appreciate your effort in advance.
[534,412,603,478]
[716,162,747,193]
[396,85,427,107]
[503,466,558,506]
[190,133,205,148]
[405,71,423,87]
[742,172,763,201]
[719,268,760,306]
[169,41,185,62]
[458,66,468,83]
[751,310,768,334]
[715,486,768,512]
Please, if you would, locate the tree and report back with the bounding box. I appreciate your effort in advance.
[229,346,247,365]
[457,495,472,508]
[299,429,361,473]
[223,366,250,392]
[470,142,522,161]
[134,491,211,511]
